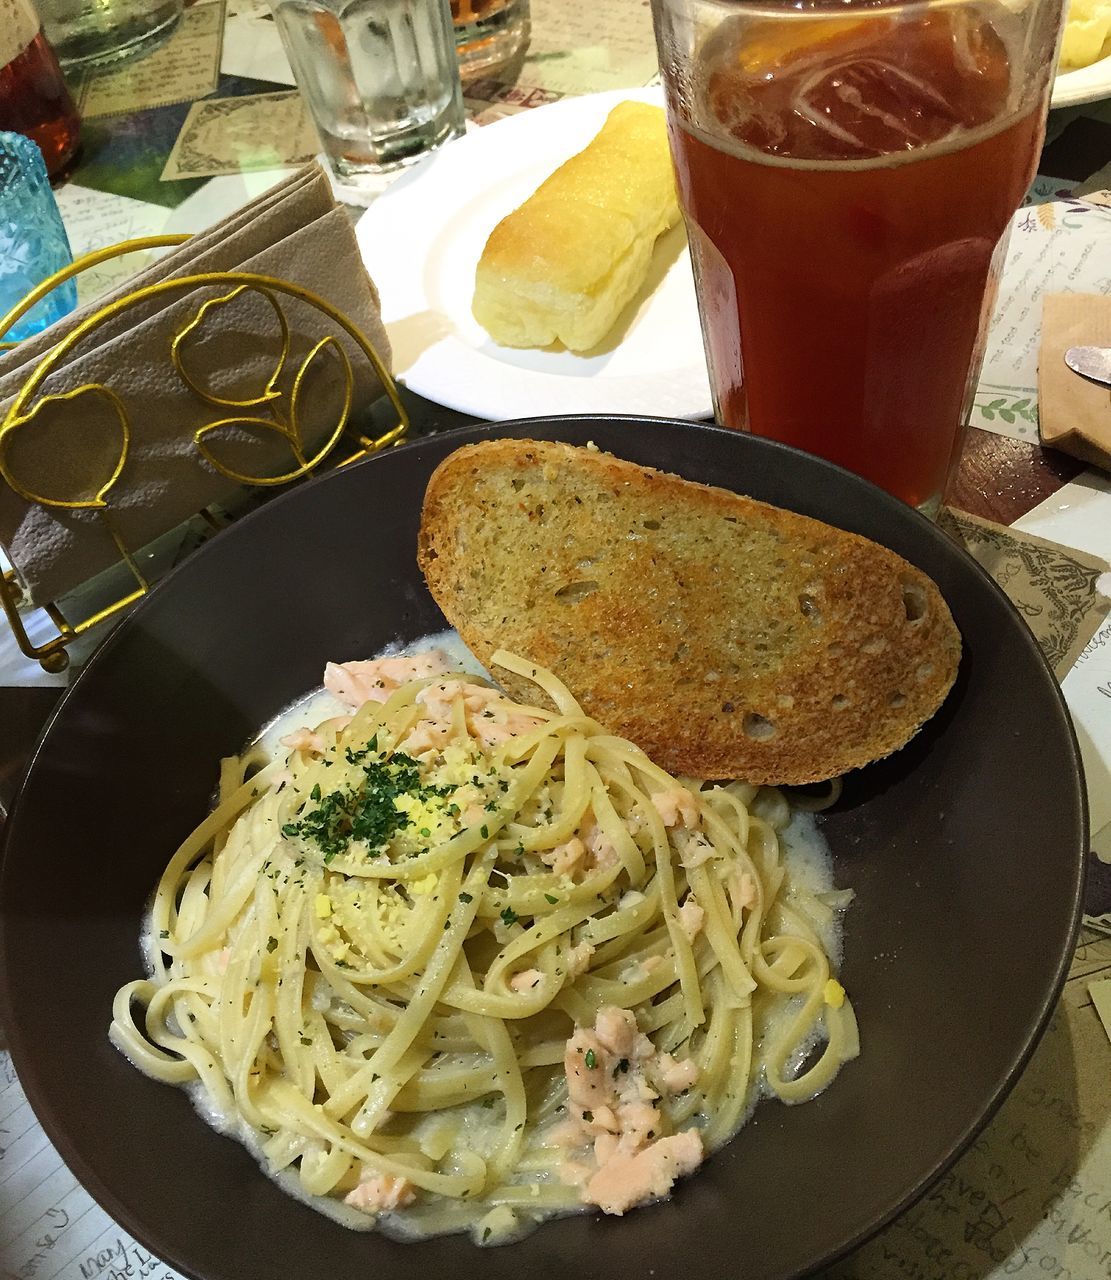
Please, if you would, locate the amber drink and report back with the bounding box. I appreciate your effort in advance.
[0,0,80,177]
[451,0,530,76]
[650,0,1064,512]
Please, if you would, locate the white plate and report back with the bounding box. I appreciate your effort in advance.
[354,87,713,421]
[1051,54,1111,108]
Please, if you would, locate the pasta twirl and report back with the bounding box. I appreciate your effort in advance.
[111,648,859,1243]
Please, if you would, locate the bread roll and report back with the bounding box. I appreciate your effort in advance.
[418,440,962,786]
[472,101,681,352]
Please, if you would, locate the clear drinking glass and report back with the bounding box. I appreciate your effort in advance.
[650,0,1065,514]
[451,0,531,77]
[36,0,184,70]
[270,0,466,180]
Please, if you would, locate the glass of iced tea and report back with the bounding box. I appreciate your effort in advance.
[650,0,1065,513]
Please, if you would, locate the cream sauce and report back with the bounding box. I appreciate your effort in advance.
[154,633,850,1244]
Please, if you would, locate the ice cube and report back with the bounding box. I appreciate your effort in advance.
[795,58,961,157]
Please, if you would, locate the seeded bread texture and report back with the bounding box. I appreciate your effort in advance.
[417,440,961,785]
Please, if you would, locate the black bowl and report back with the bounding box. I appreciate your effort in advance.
[0,417,1086,1280]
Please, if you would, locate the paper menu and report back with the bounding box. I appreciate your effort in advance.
[515,0,661,95]
[72,3,224,120]
[159,92,318,181]
[1014,474,1111,843]
[1063,614,1111,839]
[938,509,1110,680]
[971,195,1111,446]
[51,188,173,306]
[1013,469,1111,565]
[0,1050,186,1280]
[826,931,1111,1280]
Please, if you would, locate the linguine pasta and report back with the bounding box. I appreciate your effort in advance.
[111,648,859,1243]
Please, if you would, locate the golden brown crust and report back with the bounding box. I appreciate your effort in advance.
[417,440,961,785]
[471,101,680,351]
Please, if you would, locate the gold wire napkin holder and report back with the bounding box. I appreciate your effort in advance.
[0,235,410,672]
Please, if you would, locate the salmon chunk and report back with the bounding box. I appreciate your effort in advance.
[343,1173,416,1212]
[323,651,453,707]
[584,1131,703,1215]
[560,1006,703,1215]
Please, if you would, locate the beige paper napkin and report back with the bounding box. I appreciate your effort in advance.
[1037,293,1111,472]
[0,166,326,398]
[0,164,393,607]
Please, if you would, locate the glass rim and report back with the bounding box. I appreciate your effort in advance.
[651,0,1041,12]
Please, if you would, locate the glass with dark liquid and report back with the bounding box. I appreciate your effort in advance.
[650,0,1065,513]
[0,0,80,178]
[451,0,530,77]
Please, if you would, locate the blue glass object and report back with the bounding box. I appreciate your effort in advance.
[0,131,77,342]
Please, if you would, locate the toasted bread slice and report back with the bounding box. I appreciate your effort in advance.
[417,440,961,785]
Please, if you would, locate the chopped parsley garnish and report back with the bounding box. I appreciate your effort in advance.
[584,1048,597,1069]
[266,936,278,953]
[281,748,451,862]
[459,892,474,903]
[544,893,559,905]
[500,906,519,927]
[480,824,489,839]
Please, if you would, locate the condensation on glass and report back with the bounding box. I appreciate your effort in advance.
[271,0,466,180]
